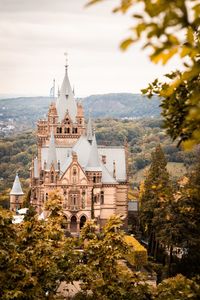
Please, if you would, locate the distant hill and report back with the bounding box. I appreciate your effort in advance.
[0,93,160,133]
[83,93,160,118]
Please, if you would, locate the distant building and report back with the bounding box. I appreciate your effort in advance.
[10,61,128,233]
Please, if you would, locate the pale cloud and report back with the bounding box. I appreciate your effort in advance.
[0,0,180,97]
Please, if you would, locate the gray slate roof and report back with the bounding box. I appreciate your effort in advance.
[85,134,102,172]
[101,163,117,184]
[56,66,77,123]
[10,173,24,195]
[41,136,127,182]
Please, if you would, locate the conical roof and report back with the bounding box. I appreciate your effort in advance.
[87,114,93,143]
[56,65,77,123]
[86,134,102,171]
[10,173,24,195]
[46,130,58,170]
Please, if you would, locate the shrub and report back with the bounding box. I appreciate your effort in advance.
[124,235,147,269]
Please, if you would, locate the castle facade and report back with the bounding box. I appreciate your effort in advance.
[11,62,128,233]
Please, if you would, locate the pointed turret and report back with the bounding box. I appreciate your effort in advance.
[10,173,24,195]
[86,134,101,171]
[56,57,77,123]
[10,173,24,211]
[87,114,93,143]
[46,130,58,170]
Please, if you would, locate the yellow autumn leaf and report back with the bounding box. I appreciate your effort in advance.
[151,47,178,65]
[120,38,134,51]
[186,27,194,45]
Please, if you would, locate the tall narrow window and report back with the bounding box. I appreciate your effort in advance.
[100,191,104,204]
[82,190,86,209]
[73,167,77,184]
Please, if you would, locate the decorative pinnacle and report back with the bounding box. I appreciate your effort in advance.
[64,52,68,68]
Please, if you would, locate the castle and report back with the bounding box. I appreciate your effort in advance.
[10,61,128,233]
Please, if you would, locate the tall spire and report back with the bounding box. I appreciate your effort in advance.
[87,112,93,143]
[56,54,77,123]
[86,134,101,171]
[46,130,58,170]
[10,173,24,195]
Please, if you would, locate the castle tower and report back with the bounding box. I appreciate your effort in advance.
[37,60,85,149]
[10,173,24,211]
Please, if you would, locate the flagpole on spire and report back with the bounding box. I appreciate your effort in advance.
[50,78,56,98]
[53,78,55,98]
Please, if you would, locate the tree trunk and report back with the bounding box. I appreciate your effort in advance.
[154,239,158,260]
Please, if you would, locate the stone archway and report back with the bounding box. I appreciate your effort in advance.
[80,215,87,230]
[70,215,77,232]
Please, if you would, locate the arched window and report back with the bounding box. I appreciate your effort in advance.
[57,127,62,134]
[73,167,77,184]
[64,127,70,134]
[72,128,77,134]
[80,216,87,229]
[100,191,104,204]
[70,215,77,232]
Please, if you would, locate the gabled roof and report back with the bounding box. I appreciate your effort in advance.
[10,173,24,195]
[98,147,127,182]
[101,163,117,184]
[85,134,102,172]
[56,65,77,123]
[46,130,58,170]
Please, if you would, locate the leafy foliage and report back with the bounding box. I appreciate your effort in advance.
[86,0,200,146]
[78,215,152,300]
[140,145,173,258]
[124,235,148,269]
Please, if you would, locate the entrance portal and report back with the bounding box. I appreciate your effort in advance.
[70,215,77,232]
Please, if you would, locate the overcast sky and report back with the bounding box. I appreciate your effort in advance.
[0,0,180,97]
